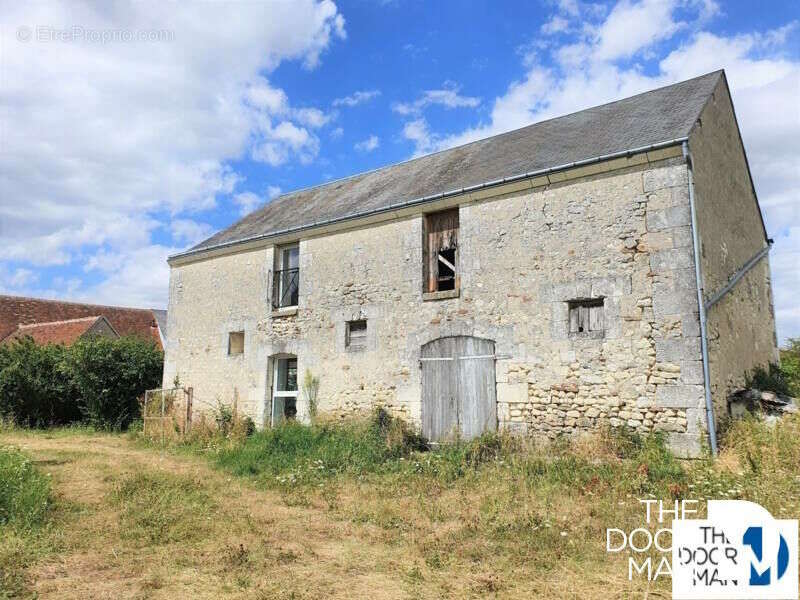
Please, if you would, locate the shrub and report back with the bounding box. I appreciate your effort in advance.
[65,336,163,430]
[215,408,427,485]
[0,338,81,426]
[781,338,800,397]
[746,363,791,396]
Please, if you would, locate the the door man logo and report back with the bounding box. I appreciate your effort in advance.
[743,525,791,586]
[672,500,798,599]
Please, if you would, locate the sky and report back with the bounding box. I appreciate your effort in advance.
[0,0,798,343]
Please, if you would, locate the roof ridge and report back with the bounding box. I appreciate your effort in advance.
[252,70,723,204]
[0,294,160,313]
[17,316,102,329]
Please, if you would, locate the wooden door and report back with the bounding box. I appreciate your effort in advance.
[421,336,496,441]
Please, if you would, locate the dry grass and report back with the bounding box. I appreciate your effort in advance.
[1,413,798,599]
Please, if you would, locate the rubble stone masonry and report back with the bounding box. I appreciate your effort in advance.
[163,152,727,456]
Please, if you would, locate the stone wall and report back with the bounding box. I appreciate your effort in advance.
[688,77,779,425]
[164,156,710,455]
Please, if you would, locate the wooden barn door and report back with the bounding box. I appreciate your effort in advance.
[421,336,497,442]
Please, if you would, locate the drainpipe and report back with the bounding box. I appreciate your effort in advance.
[682,142,718,456]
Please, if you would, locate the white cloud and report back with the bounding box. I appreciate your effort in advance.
[0,1,345,307]
[592,0,685,61]
[393,83,480,116]
[333,89,381,107]
[233,192,264,216]
[82,245,177,309]
[354,135,380,152]
[267,186,283,200]
[330,126,344,139]
[423,0,799,341]
[170,219,214,246]
[1,268,39,290]
[542,16,570,35]
[402,118,438,157]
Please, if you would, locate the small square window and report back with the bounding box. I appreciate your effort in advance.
[568,299,604,338]
[228,331,244,355]
[346,320,367,351]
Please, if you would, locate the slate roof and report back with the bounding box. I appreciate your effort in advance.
[183,71,723,259]
[0,295,164,349]
[2,316,116,346]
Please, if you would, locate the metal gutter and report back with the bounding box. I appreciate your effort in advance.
[168,137,688,264]
[682,141,718,456]
[704,243,773,311]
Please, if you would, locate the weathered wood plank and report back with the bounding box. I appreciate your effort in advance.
[421,335,496,442]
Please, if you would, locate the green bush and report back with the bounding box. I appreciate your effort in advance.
[215,408,427,485]
[67,336,163,430]
[781,338,800,397]
[0,335,163,430]
[0,446,50,530]
[0,338,81,426]
[746,363,792,396]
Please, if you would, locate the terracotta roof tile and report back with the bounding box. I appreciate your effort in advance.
[3,316,110,346]
[0,295,163,349]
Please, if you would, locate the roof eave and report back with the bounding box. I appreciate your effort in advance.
[168,137,689,266]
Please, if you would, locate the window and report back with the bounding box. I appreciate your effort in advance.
[568,299,605,337]
[271,356,297,425]
[423,208,459,295]
[346,319,367,351]
[272,243,299,309]
[228,331,244,355]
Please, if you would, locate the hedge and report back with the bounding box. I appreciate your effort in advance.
[0,336,163,429]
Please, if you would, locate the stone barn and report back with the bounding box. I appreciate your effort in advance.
[163,70,778,456]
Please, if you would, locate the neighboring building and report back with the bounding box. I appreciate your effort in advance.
[2,316,118,346]
[0,295,165,349]
[163,71,778,456]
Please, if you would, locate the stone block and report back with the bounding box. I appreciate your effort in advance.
[679,360,704,384]
[497,382,528,406]
[646,205,691,232]
[655,384,704,408]
[681,313,701,338]
[643,166,688,193]
[667,433,702,458]
[653,290,700,319]
[655,338,701,362]
[650,248,694,273]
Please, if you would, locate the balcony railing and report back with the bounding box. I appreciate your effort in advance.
[272,268,299,309]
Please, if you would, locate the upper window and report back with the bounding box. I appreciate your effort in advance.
[272,243,299,309]
[423,208,459,295]
[346,319,367,351]
[568,299,605,338]
[228,331,244,355]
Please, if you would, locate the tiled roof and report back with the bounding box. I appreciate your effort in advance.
[183,71,723,257]
[2,316,110,346]
[0,295,164,349]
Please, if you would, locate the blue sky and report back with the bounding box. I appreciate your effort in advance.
[1,0,799,342]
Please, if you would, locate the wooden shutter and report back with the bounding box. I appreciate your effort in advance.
[424,209,459,292]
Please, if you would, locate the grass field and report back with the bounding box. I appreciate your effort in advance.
[1,412,798,599]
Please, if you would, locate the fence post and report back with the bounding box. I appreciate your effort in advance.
[185,387,193,437]
[161,391,165,446]
[143,390,149,436]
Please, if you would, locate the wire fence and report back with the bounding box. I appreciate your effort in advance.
[142,386,192,444]
[141,386,251,445]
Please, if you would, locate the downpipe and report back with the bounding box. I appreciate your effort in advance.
[682,142,718,456]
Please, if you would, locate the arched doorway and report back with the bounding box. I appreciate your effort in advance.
[420,336,497,441]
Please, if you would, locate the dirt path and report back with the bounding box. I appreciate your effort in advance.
[2,432,417,600]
